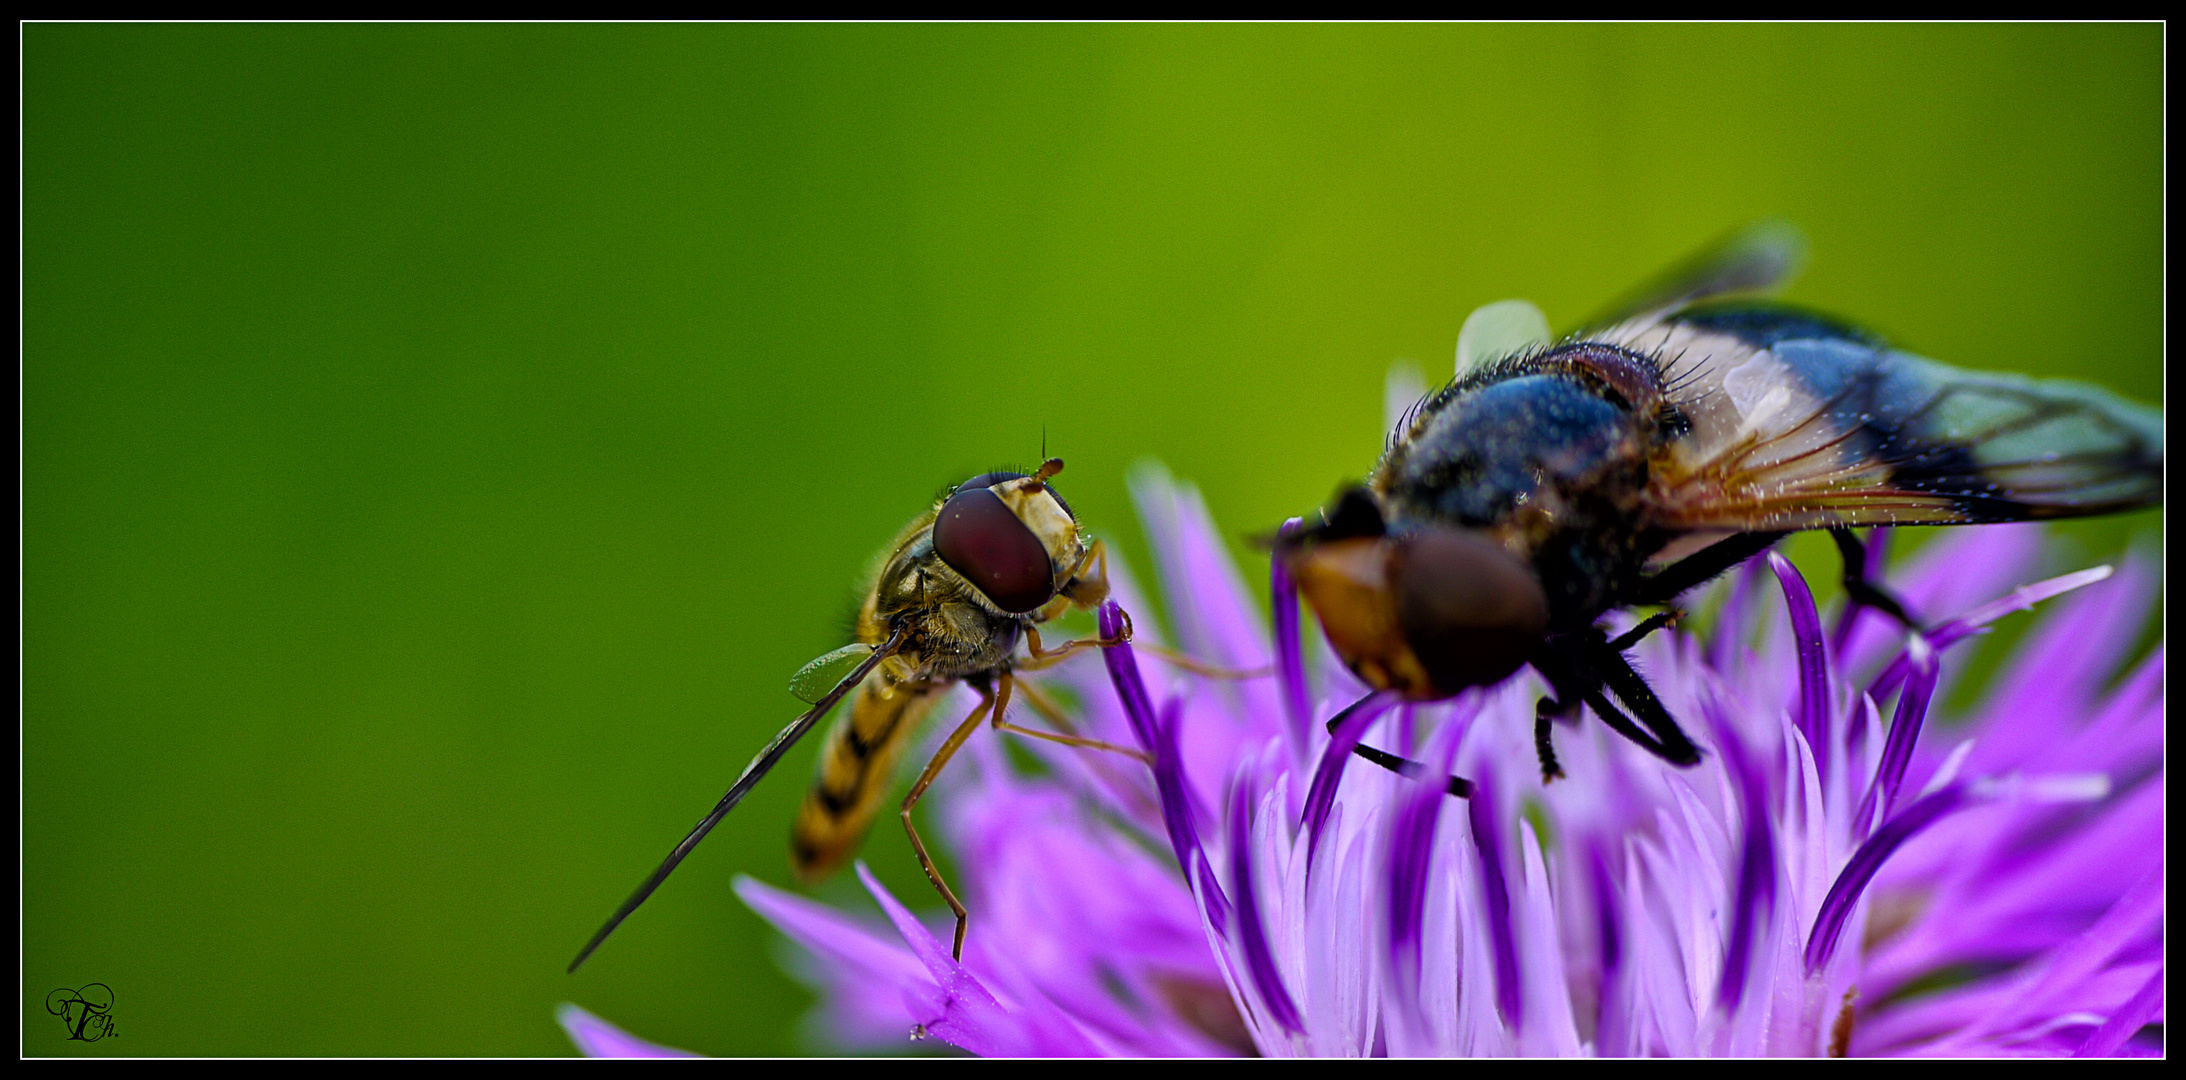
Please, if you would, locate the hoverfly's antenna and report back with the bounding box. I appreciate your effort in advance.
[568,626,908,973]
[1036,457,1064,482]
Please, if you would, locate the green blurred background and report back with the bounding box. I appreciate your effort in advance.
[25,24,2161,1056]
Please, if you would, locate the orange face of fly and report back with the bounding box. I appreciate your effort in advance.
[1282,535,1437,698]
[1279,492,1550,702]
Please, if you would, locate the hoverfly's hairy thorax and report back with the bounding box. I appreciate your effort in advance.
[869,525,1025,683]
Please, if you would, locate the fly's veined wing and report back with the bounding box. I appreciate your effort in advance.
[1578,220,1808,334]
[1606,305,2161,532]
[790,643,876,704]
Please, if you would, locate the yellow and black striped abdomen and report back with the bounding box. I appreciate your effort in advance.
[790,672,946,884]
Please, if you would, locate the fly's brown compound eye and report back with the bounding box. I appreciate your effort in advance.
[1389,526,1549,697]
[934,487,1056,614]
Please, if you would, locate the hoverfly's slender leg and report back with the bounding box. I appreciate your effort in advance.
[992,679,1151,764]
[992,719,1151,763]
[1829,528,1921,630]
[1632,531,1790,605]
[1011,678,1081,734]
[1019,620,1132,670]
[901,674,1004,960]
[1321,709,1475,798]
[1131,641,1273,680]
[1041,545,1268,679]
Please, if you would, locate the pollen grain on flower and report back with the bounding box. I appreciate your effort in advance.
[572,464,2162,1058]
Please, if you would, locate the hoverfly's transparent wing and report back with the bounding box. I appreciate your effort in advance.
[1617,307,2162,532]
[789,643,877,704]
[1455,299,1553,377]
[568,628,905,973]
[1578,220,1807,335]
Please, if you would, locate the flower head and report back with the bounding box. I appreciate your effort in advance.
[571,465,2161,1058]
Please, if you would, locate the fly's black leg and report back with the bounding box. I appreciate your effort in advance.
[1581,688,1694,763]
[1830,528,1921,630]
[1324,711,1475,798]
[1586,638,1702,766]
[1534,697,1567,782]
[1608,610,1681,652]
[1348,742,1476,798]
[1525,636,1591,784]
[1632,531,1789,606]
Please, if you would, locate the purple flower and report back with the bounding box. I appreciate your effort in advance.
[571,465,2162,1057]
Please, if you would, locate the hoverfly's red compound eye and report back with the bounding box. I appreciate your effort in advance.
[934,486,1056,614]
[1389,526,1550,696]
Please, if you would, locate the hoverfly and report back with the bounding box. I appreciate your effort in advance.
[1278,223,2162,783]
[571,458,1133,971]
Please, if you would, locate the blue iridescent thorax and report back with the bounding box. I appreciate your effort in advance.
[1384,374,1635,527]
[1377,370,1658,628]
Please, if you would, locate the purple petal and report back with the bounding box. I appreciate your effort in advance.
[1270,517,1313,751]
[1806,785,1969,974]
[736,875,956,1049]
[1101,601,1205,876]
[2034,645,2166,778]
[1301,691,1393,864]
[1708,554,1770,671]
[1961,557,2156,775]
[1867,565,2113,700]
[1864,775,2158,993]
[1465,771,1523,1031]
[1874,864,2162,1055]
[736,874,930,985]
[1100,601,1161,753]
[1888,522,2045,634]
[2073,967,2166,1057]
[853,863,1102,1057]
[1227,777,1302,1032]
[556,1004,702,1058]
[1963,867,2164,1045]
[1193,850,1232,938]
[1128,465,1272,673]
[1853,634,1937,836]
[856,864,1018,1050]
[1382,704,1463,998]
[1582,838,1629,1056]
[1973,556,2151,726]
[1712,697,1777,1011]
[1768,553,1832,783]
